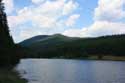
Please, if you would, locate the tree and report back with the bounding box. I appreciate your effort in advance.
[0,0,18,66]
[0,0,14,48]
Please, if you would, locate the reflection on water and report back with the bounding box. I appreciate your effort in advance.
[16,59,125,83]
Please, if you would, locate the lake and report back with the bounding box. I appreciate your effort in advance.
[15,59,125,83]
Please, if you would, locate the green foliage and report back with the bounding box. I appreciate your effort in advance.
[20,34,125,59]
[0,1,14,47]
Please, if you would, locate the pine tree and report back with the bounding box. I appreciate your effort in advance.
[0,0,14,49]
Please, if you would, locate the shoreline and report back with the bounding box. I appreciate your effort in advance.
[0,67,27,83]
[24,55,125,61]
[56,55,125,61]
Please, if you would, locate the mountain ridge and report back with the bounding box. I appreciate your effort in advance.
[19,34,125,58]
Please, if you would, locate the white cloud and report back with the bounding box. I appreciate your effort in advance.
[7,0,79,42]
[63,0,78,15]
[94,0,125,21]
[63,0,125,38]
[63,28,89,37]
[7,0,125,43]
[19,29,43,41]
[87,21,125,36]
[8,7,32,28]
[32,0,45,4]
[65,14,80,27]
[32,15,57,28]
[63,21,125,37]
[3,0,14,14]
[8,0,78,28]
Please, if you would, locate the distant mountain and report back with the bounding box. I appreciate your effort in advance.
[20,35,49,47]
[19,34,125,58]
[20,34,79,50]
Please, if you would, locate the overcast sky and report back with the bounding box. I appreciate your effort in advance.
[2,0,125,43]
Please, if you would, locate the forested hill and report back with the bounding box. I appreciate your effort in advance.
[19,34,125,59]
[20,34,78,47]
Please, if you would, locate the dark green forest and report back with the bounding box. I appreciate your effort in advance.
[20,34,125,59]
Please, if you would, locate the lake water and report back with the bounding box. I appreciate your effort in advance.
[16,59,125,83]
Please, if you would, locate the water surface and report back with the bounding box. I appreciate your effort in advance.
[16,59,125,83]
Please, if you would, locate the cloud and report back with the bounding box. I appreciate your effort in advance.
[63,0,125,37]
[63,0,79,15]
[19,29,43,42]
[8,0,79,28]
[3,0,14,14]
[63,21,125,37]
[32,15,57,28]
[32,0,45,4]
[94,0,125,21]
[7,0,79,42]
[7,0,125,43]
[63,28,89,37]
[65,14,80,27]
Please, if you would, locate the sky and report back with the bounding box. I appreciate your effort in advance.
[2,0,125,43]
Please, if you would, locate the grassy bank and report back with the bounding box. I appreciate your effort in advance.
[0,67,27,83]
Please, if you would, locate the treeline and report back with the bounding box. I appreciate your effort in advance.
[21,34,125,59]
[55,35,125,58]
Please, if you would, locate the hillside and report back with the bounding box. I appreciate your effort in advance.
[20,34,78,51]
[20,35,49,47]
[19,34,125,59]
